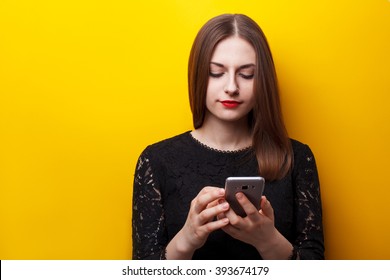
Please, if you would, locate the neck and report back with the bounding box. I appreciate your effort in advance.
[192,116,252,151]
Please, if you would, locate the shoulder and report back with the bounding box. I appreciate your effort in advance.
[140,131,192,160]
[290,138,315,158]
[135,131,194,181]
[289,138,318,177]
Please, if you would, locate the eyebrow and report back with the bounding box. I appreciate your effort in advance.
[210,62,256,70]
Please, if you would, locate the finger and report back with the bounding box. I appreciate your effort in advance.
[193,187,225,214]
[260,196,274,220]
[201,217,229,233]
[223,207,242,227]
[220,223,241,239]
[235,192,260,220]
[206,200,219,209]
[216,199,228,220]
[216,212,226,220]
[202,186,223,193]
[198,201,229,224]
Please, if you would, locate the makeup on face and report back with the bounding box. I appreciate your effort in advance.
[204,36,256,123]
[220,100,242,108]
[209,62,255,80]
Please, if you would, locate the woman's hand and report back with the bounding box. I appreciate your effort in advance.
[219,194,293,259]
[166,186,230,259]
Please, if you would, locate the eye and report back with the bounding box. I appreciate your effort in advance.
[209,72,224,78]
[239,73,254,80]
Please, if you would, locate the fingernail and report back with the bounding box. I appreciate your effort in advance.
[221,202,229,209]
[236,192,243,199]
[219,188,225,195]
[218,199,226,204]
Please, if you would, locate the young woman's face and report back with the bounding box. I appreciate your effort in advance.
[205,36,256,125]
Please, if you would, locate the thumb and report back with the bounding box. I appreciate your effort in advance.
[260,196,274,221]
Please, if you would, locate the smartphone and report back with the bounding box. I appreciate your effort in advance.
[224,176,265,217]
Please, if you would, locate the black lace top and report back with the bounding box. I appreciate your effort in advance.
[132,131,324,260]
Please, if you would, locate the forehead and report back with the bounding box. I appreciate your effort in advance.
[211,36,256,64]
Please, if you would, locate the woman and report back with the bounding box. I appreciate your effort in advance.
[132,14,324,260]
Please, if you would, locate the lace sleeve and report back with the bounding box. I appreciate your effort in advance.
[132,148,167,259]
[292,144,325,259]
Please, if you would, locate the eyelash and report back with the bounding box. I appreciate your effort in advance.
[209,73,254,79]
[239,73,254,80]
[209,72,224,78]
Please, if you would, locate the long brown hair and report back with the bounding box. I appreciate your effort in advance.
[188,14,293,181]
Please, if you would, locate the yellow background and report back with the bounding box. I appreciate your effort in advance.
[1,0,389,260]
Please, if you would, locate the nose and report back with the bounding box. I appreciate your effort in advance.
[224,75,239,95]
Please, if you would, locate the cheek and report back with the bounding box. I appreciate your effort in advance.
[205,80,220,100]
[207,78,221,91]
[204,88,214,110]
[241,83,255,99]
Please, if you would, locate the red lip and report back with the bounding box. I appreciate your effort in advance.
[220,100,242,108]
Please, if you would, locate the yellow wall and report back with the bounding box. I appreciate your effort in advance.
[0,0,389,259]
